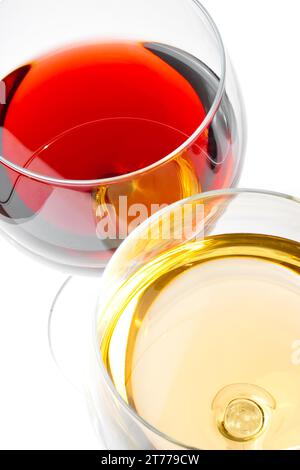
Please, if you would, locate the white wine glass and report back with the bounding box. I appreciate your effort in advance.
[87,189,300,450]
[51,190,300,450]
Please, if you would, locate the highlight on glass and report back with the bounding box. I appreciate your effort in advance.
[0,0,245,271]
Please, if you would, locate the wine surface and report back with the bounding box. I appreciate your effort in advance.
[101,234,300,450]
[0,42,207,180]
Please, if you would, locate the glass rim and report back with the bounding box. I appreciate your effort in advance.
[94,187,300,450]
[0,0,226,187]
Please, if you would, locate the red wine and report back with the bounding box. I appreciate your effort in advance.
[0,42,237,269]
[1,42,207,180]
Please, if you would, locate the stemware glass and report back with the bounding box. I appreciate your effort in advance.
[88,189,300,450]
[0,0,245,277]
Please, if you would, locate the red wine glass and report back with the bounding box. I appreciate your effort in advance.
[0,0,245,273]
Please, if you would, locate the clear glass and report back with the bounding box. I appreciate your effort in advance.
[91,190,300,450]
[0,0,245,272]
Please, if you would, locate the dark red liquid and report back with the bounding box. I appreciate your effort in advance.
[1,42,206,180]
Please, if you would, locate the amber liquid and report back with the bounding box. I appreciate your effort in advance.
[101,234,300,450]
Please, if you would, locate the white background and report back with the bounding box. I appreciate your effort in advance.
[0,0,299,450]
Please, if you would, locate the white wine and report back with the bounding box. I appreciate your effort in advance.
[100,234,300,450]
